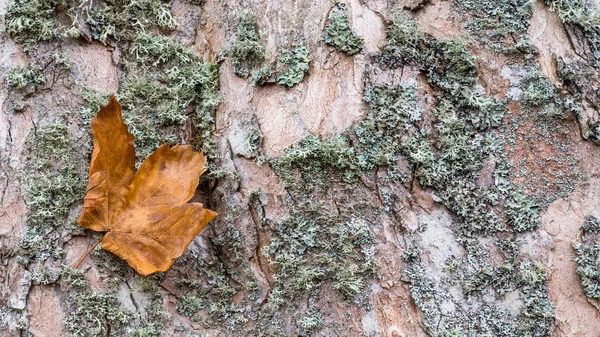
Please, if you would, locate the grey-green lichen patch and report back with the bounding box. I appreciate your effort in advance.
[224,10,314,88]
[119,32,221,161]
[59,265,169,337]
[505,191,541,232]
[79,89,110,122]
[582,215,600,233]
[264,205,376,303]
[64,291,134,336]
[520,69,581,119]
[6,65,46,90]
[298,308,324,335]
[276,45,311,87]
[545,0,600,69]
[251,63,275,86]
[227,10,265,78]
[323,3,363,56]
[60,266,169,337]
[130,32,197,68]
[574,216,600,301]
[452,0,536,55]
[398,99,502,237]
[401,245,440,328]
[164,196,275,332]
[522,71,556,107]
[264,106,397,333]
[6,0,221,159]
[374,10,426,67]
[80,0,176,43]
[5,0,59,46]
[554,57,600,146]
[271,134,360,194]
[355,84,421,171]
[171,256,245,329]
[546,0,600,27]
[92,35,219,163]
[18,120,85,265]
[585,121,600,145]
[369,9,555,336]
[6,0,225,335]
[498,65,583,207]
[5,0,176,46]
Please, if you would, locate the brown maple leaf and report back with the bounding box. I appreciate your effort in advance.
[75,96,217,276]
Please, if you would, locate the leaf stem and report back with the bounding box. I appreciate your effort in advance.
[75,238,102,269]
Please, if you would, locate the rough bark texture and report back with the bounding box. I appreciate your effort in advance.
[2,0,600,336]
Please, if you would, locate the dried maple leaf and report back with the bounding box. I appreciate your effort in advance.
[76,96,217,276]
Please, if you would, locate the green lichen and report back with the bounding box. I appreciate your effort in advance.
[398,102,502,237]
[355,84,422,170]
[402,245,440,329]
[574,241,600,300]
[374,11,426,67]
[5,0,59,46]
[519,261,548,286]
[264,205,376,303]
[251,63,274,86]
[372,9,554,336]
[245,127,265,164]
[298,308,324,335]
[171,246,247,329]
[582,216,600,233]
[116,33,221,161]
[178,294,207,317]
[19,120,85,265]
[82,0,176,43]
[130,32,196,67]
[574,216,600,301]
[64,291,134,336]
[323,3,364,55]
[6,65,46,90]
[522,71,555,107]
[519,269,554,336]
[271,134,359,193]
[60,265,87,288]
[453,0,535,54]
[546,0,600,27]
[60,267,169,337]
[276,45,310,87]
[585,121,600,145]
[79,89,110,122]
[462,265,494,293]
[505,191,541,232]
[267,131,379,312]
[545,0,600,69]
[31,264,56,285]
[227,10,265,78]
